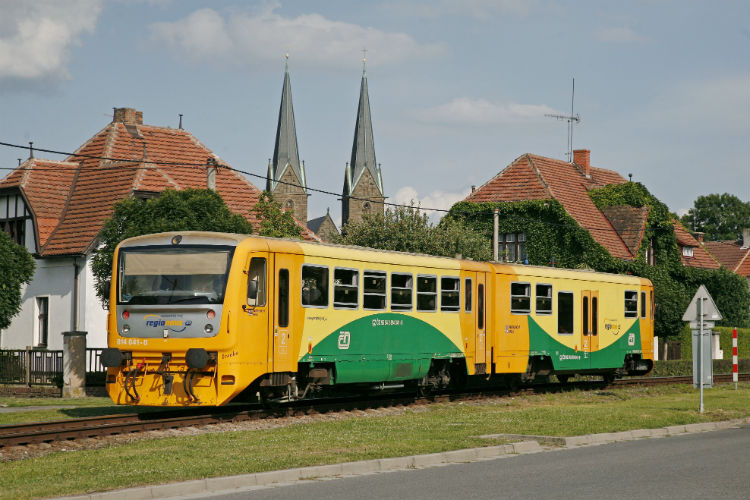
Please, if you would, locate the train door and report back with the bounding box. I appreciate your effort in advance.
[240,253,272,373]
[581,290,599,367]
[475,274,486,372]
[273,253,296,373]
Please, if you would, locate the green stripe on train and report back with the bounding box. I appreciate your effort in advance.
[528,317,642,371]
[299,313,462,384]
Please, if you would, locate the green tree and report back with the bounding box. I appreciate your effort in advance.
[0,232,35,331]
[91,189,254,305]
[681,193,750,241]
[338,204,490,261]
[253,191,303,239]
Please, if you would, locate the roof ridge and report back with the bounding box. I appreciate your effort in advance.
[524,154,552,198]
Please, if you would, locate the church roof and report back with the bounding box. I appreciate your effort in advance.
[269,56,305,192]
[345,60,383,196]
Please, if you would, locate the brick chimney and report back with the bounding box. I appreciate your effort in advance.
[573,149,591,177]
[695,232,704,244]
[113,107,143,125]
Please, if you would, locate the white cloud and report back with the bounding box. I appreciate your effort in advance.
[414,97,558,126]
[0,0,102,85]
[393,186,470,223]
[595,26,647,43]
[382,0,547,20]
[149,4,445,69]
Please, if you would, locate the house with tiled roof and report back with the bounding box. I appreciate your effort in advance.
[464,149,720,269]
[704,229,750,284]
[0,108,318,350]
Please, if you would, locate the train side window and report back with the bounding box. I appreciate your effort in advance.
[650,291,654,319]
[417,275,437,311]
[477,284,484,329]
[583,296,590,334]
[558,292,573,334]
[510,282,531,314]
[363,271,386,310]
[301,265,329,308]
[592,296,598,335]
[465,278,473,312]
[391,273,413,311]
[440,277,460,312]
[278,269,289,328]
[536,283,552,314]
[247,258,266,306]
[640,291,647,319]
[624,290,638,318]
[333,268,358,309]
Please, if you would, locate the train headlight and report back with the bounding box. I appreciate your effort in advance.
[204,324,214,334]
[122,310,130,320]
[206,310,216,319]
[122,324,130,334]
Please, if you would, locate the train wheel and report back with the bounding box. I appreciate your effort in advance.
[602,373,616,385]
[556,374,570,385]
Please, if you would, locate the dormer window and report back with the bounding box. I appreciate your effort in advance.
[682,246,694,257]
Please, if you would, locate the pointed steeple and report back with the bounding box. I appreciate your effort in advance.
[347,56,383,196]
[270,54,305,192]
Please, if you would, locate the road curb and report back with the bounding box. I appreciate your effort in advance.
[53,418,749,500]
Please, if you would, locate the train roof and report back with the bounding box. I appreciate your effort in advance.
[117,231,651,286]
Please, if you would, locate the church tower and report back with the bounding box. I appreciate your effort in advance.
[267,55,308,223]
[341,57,385,228]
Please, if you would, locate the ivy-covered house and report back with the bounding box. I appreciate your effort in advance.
[448,149,748,337]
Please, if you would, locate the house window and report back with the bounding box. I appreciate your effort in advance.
[536,284,552,315]
[510,282,531,314]
[440,277,460,312]
[0,218,25,246]
[284,199,295,212]
[301,265,329,307]
[391,273,412,311]
[334,268,358,309]
[363,271,386,310]
[499,233,527,262]
[36,297,49,347]
[682,246,694,257]
[362,201,371,212]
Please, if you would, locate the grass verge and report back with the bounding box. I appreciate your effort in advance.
[1,382,748,500]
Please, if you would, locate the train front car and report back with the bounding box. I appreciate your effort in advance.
[102,232,251,406]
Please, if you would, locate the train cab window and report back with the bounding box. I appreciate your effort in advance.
[440,277,460,312]
[465,278,473,312]
[536,284,552,315]
[558,292,573,335]
[640,291,647,319]
[247,258,266,306]
[301,265,329,308]
[334,268,358,309]
[278,269,289,328]
[510,282,531,314]
[417,275,437,311]
[363,271,386,310]
[391,273,413,311]
[624,291,638,318]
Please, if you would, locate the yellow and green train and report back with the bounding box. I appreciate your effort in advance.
[101,231,654,406]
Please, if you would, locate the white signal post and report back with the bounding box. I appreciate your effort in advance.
[732,327,738,390]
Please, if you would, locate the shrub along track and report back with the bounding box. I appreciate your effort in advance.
[1,373,746,455]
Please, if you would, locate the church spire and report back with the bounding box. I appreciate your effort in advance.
[346,55,383,196]
[269,53,305,193]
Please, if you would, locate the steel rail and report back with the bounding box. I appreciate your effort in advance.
[1,373,746,448]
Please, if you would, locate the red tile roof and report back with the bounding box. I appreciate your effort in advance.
[704,240,750,277]
[0,113,318,256]
[465,153,632,260]
[672,222,720,269]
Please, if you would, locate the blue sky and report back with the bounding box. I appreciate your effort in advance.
[1,0,748,228]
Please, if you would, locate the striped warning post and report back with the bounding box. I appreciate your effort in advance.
[732,327,738,389]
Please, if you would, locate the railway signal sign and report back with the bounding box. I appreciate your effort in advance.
[683,285,723,413]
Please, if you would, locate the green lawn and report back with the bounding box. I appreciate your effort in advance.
[1,382,748,500]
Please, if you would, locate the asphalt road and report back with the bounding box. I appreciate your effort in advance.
[182,425,750,500]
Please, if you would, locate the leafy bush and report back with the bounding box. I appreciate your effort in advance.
[0,232,35,331]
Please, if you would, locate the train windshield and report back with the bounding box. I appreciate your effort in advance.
[117,246,234,305]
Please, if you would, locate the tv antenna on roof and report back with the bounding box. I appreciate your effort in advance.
[545,78,581,162]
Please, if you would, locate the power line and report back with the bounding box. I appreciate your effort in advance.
[0,139,689,236]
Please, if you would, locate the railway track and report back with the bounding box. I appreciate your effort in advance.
[1,374,746,449]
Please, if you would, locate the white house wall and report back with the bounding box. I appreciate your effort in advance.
[0,255,109,350]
